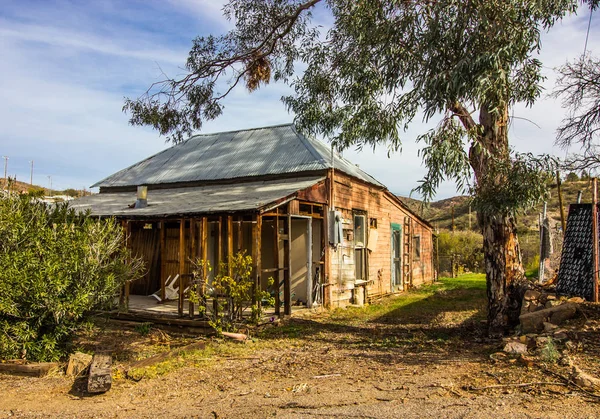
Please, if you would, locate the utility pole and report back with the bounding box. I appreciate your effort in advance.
[47,175,52,196]
[556,171,566,236]
[29,160,34,185]
[2,156,8,189]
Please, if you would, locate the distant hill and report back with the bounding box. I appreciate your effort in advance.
[1,178,91,198]
[398,178,595,233]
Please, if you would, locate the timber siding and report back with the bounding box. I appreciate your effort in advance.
[328,172,434,305]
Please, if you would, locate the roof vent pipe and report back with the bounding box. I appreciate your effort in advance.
[135,185,148,209]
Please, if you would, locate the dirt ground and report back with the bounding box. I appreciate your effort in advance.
[1,277,599,419]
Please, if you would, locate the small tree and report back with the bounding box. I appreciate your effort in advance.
[565,172,579,182]
[191,252,273,333]
[0,194,144,361]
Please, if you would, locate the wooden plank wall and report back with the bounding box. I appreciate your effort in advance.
[129,222,161,295]
[329,172,434,305]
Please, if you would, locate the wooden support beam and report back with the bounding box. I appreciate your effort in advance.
[124,221,132,308]
[217,216,223,275]
[274,215,281,316]
[284,214,292,316]
[160,220,166,302]
[179,218,185,316]
[237,216,243,252]
[251,214,262,307]
[201,217,208,315]
[189,219,196,318]
[227,215,234,276]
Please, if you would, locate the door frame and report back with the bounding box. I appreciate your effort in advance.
[290,215,313,308]
[391,223,402,292]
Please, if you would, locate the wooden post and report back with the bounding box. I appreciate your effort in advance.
[557,171,567,236]
[251,214,262,309]
[189,219,196,318]
[217,216,223,274]
[538,202,547,284]
[284,214,292,316]
[160,220,166,302]
[237,216,243,252]
[123,221,132,308]
[274,215,281,316]
[593,178,599,303]
[201,217,208,315]
[227,216,234,276]
[179,218,185,316]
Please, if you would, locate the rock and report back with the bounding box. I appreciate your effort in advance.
[87,354,112,394]
[519,335,528,344]
[546,293,556,301]
[66,352,93,377]
[572,366,600,390]
[545,300,560,309]
[550,303,577,324]
[524,290,541,301]
[543,322,558,333]
[519,303,578,333]
[567,297,585,304]
[503,341,528,355]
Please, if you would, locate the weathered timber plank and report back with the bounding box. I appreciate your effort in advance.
[87,354,112,393]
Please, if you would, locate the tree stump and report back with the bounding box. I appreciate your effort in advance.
[87,354,112,394]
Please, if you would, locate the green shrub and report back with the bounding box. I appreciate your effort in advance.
[437,230,484,274]
[191,252,273,334]
[0,194,144,361]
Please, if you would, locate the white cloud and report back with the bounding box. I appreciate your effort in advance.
[0,1,599,201]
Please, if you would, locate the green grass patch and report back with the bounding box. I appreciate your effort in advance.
[329,274,487,325]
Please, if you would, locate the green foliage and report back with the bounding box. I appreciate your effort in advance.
[540,337,560,363]
[566,172,579,182]
[0,194,144,361]
[191,252,273,334]
[135,323,152,336]
[437,230,484,274]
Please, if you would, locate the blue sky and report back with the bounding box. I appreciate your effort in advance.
[0,1,598,199]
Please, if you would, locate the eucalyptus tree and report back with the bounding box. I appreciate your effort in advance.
[125,0,596,331]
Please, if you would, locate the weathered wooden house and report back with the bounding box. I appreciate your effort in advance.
[71,124,435,316]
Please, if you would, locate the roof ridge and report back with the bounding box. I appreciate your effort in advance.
[187,122,294,139]
[290,125,329,170]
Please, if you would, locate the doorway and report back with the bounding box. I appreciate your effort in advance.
[391,223,402,292]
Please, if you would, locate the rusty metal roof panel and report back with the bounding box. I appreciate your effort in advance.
[72,176,326,217]
[92,123,383,188]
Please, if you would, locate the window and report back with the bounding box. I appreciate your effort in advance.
[369,218,377,229]
[354,214,366,248]
[413,235,421,261]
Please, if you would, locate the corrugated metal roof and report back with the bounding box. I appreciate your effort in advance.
[92,124,383,188]
[72,176,325,218]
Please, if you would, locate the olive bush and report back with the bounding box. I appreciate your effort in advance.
[0,194,144,361]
